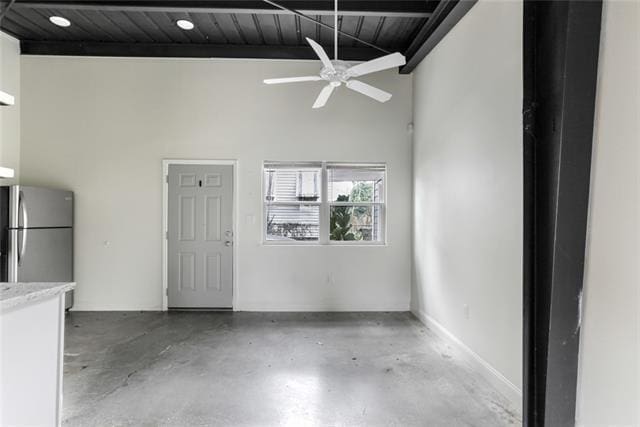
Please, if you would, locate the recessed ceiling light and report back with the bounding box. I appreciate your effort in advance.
[176,19,194,30]
[49,16,71,27]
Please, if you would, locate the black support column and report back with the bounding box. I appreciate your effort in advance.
[523,1,603,426]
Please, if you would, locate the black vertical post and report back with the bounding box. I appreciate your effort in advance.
[523,1,603,426]
[522,3,537,423]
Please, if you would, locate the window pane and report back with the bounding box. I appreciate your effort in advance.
[329,205,383,242]
[327,165,385,203]
[266,204,320,241]
[264,166,321,202]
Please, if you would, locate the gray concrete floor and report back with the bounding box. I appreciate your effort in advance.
[63,312,520,426]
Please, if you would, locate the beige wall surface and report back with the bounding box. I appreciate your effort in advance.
[0,32,20,184]
[576,1,640,425]
[411,0,523,395]
[19,56,413,311]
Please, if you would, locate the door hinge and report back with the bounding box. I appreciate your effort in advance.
[165,231,168,239]
[165,287,168,296]
[165,175,169,183]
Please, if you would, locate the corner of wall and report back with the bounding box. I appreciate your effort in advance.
[412,307,523,411]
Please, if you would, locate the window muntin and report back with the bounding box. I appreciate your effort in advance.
[263,162,386,244]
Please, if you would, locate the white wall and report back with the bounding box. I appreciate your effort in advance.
[19,56,413,311]
[411,0,523,399]
[576,1,640,425]
[0,31,20,184]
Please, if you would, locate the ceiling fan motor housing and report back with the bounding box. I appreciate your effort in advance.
[320,60,353,86]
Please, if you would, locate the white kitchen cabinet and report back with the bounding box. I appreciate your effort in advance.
[1,282,75,426]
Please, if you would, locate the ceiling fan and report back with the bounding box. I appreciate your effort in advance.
[262,0,406,109]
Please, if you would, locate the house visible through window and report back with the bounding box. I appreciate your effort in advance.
[263,162,386,244]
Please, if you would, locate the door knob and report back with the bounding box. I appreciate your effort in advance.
[225,241,233,247]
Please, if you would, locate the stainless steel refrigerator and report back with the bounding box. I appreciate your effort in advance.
[0,186,74,309]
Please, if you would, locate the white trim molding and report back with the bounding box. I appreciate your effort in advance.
[161,159,239,311]
[412,308,522,410]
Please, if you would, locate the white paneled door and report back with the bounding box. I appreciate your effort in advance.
[168,164,233,308]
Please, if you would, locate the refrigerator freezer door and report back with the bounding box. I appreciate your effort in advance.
[11,186,73,228]
[15,228,73,282]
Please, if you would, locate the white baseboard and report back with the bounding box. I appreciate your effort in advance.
[70,302,163,311]
[412,308,522,409]
[71,301,410,312]
[236,302,410,312]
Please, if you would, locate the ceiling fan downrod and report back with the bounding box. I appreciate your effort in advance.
[334,0,338,60]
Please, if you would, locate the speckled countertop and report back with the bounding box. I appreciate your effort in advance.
[0,282,75,311]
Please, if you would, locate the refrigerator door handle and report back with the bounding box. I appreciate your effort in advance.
[18,229,27,266]
[8,230,18,281]
[18,191,28,265]
[19,190,28,229]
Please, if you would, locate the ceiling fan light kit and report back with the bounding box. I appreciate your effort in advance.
[263,0,406,109]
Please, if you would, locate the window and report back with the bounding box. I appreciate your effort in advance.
[263,162,386,244]
[264,163,321,242]
[327,164,385,242]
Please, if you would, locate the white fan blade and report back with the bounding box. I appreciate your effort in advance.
[264,76,323,84]
[306,37,335,72]
[346,80,392,103]
[312,84,335,109]
[346,52,406,77]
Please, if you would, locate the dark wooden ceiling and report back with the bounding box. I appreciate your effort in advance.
[0,0,476,73]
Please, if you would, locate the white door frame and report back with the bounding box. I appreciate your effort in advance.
[162,159,238,311]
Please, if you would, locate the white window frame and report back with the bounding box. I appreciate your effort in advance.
[262,161,387,246]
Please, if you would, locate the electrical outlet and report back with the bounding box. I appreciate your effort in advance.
[463,304,470,320]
